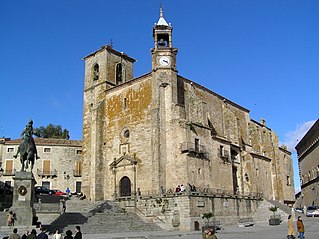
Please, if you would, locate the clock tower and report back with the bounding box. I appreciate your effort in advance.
[151,7,178,71]
[150,7,182,193]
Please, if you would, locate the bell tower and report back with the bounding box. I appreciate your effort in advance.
[150,7,180,194]
[151,7,178,71]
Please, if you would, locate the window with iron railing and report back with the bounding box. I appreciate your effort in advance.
[181,142,207,155]
[3,170,15,176]
[37,169,57,177]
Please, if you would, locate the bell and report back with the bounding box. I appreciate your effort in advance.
[158,38,166,47]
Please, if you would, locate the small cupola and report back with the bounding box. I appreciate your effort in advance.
[153,7,173,49]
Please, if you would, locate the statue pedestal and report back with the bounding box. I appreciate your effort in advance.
[12,171,37,226]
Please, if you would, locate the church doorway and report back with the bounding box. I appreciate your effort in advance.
[119,176,131,197]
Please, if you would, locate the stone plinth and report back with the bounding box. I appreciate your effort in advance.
[12,171,36,226]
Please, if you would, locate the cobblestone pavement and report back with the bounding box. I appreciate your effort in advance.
[1,217,318,239]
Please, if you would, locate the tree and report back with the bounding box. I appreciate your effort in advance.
[35,124,70,139]
[202,212,213,226]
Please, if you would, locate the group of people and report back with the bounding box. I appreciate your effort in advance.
[288,215,305,239]
[6,226,82,239]
[175,185,186,192]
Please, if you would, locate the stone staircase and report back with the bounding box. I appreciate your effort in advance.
[38,197,163,234]
[253,199,298,223]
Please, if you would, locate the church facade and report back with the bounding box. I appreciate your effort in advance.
[81,9,295,230]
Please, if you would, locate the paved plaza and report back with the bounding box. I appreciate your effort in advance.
[1,217,318,239]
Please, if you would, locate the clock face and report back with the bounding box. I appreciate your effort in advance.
[159,56,170,66]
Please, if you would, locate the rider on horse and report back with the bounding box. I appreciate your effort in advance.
[13,120,40,171]
[20,120,40,160]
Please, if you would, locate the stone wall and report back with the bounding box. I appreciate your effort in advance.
[118,193,261,231]
[0,139,82,193]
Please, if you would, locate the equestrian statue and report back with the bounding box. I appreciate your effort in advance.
[13,120,40,171]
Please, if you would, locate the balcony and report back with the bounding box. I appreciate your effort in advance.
[181,142,207,156]
[73,170,82,177]
[218,149,230,162]
[3,170,16,176]
[37,169,57,178]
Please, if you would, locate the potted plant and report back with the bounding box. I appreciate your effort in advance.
[202,212,214,232]
[269,206,280,225]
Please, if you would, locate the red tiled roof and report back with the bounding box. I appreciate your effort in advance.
[5,138,82,147]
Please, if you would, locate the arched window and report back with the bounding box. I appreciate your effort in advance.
[93,64,99,81]
[116,63,123,85]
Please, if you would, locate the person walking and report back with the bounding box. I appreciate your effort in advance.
[52,229,62,239]
[26,229,37,239]
[60,198,66,213]
[37,227,48,239]
[8,228,20,239]
[7,211,15,226]
[296,216,305,239]
[27,229,37,239]
[65,187,71,198]
[287,215,295,239]
[63,230,73,239]
[73,226,82,239]
[21,230,29,239]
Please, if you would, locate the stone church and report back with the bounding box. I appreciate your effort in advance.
[81,9,295,230]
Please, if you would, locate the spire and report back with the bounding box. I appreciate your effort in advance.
[156,6,169,26]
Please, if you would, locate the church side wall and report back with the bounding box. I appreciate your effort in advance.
[103,78,153,199]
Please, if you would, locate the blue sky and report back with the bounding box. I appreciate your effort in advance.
[0,1,318,192]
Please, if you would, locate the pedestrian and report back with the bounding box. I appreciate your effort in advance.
[37,227,48,239]
[65,187,71,198]
[287,215,295,239]
[296,216,305,239]
[21,230,29,239]
[60,198,66,213]
[64,230,73,239]
[26,229,37,239]
[73,226,82,239]
[52,229,62,239]
[7,211,15,226]
[206,228,217,239]
[8,228,20,239]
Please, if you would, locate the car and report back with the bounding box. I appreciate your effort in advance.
[295,207,304,213]
[35,186,51,195]
[306,206,319,217]
[53,190,66,196]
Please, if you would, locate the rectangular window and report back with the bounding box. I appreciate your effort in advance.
[43,160,51,174]
[5,160,13,175]
[76,150,82,154]
[5,181,11,187]
[75,161,82,176]
[7,148,14,153]
[43,147,51,153]
[195,138,200,152]
[123,97,127,110]
[42,181,50,189]
[219,145,224,156]
[75,181,82,193]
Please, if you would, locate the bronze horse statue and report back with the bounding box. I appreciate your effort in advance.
[13,120,39,171]
[14,136,36,171]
